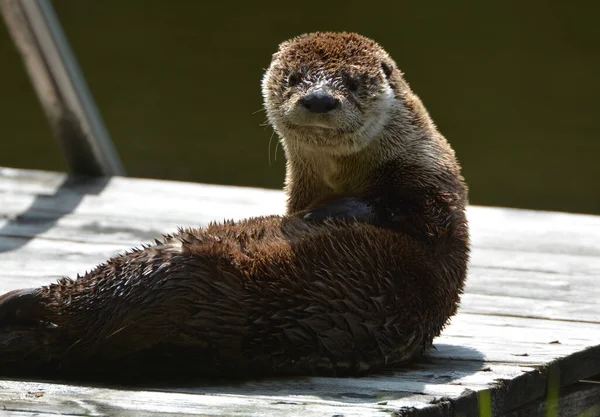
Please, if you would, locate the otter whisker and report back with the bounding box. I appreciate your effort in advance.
[274,137,281,162]
[64,338,82,354]
[105,324,130,339]
[291,138,311,172]
[268,130,276,166]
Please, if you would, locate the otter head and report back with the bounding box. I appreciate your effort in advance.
[262,32,406,156]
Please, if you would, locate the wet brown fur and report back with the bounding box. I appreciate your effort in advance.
[0,32,469,379]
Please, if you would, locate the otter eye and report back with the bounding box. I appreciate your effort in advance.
[343,74,360,91]
[287,72,300,87]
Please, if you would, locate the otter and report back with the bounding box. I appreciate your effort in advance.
[0,32,469,379]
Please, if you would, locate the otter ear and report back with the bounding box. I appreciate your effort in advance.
[381,60,394,79]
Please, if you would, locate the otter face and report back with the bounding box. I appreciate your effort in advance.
[262,32,401,155]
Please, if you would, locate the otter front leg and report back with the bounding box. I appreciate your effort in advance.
[303,197,376,224]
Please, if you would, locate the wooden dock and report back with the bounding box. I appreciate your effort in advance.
[0,166,599,417]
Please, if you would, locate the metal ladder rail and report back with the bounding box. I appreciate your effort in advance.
[0,0,125,177]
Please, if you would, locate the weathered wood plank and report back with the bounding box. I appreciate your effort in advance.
[1,355,597,417]
[459,293,600,323]
[467,205,600,256]
[465,267,600,305]
[0,358,528,415]
[3,167,600,257]
[427,339,595,365]
[498,382,600,417]
[445,313,600,345]
[0,167,286,222]
[6,238,590,312]
[470,248,600,277]
[0,210,189,245]
[2,238,599,325]
[0,379,430,417]
[3,213,600,282]
[0,362,562,417]
[0,236,128,293]
[4,258,600,326]
[3,209,600,282]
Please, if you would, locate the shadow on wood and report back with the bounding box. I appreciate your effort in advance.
[0,175,110,253]
[0,346,486,411]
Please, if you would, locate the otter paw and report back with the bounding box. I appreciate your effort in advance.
[304,197,375,224]
[0,288,47,327]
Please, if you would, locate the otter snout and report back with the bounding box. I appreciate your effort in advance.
[299,90,340,114]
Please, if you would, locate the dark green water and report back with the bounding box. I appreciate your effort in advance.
[1,1,598,214]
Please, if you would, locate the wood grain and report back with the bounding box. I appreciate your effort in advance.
[1,167,599,417]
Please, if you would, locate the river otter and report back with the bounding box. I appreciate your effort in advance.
[0,32,469,379]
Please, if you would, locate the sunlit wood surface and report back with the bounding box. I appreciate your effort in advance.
[1,167,598,417]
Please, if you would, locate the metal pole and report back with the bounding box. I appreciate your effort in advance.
[0,0,125,177]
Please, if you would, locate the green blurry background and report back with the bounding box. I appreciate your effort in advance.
[1,1,598,214]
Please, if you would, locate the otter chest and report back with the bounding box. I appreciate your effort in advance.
[316,158,356,194]
[322,163,344,192]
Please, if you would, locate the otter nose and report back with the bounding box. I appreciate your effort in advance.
[300,91,340,113]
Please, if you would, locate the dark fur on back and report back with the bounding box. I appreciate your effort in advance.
[0,32,469,380]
